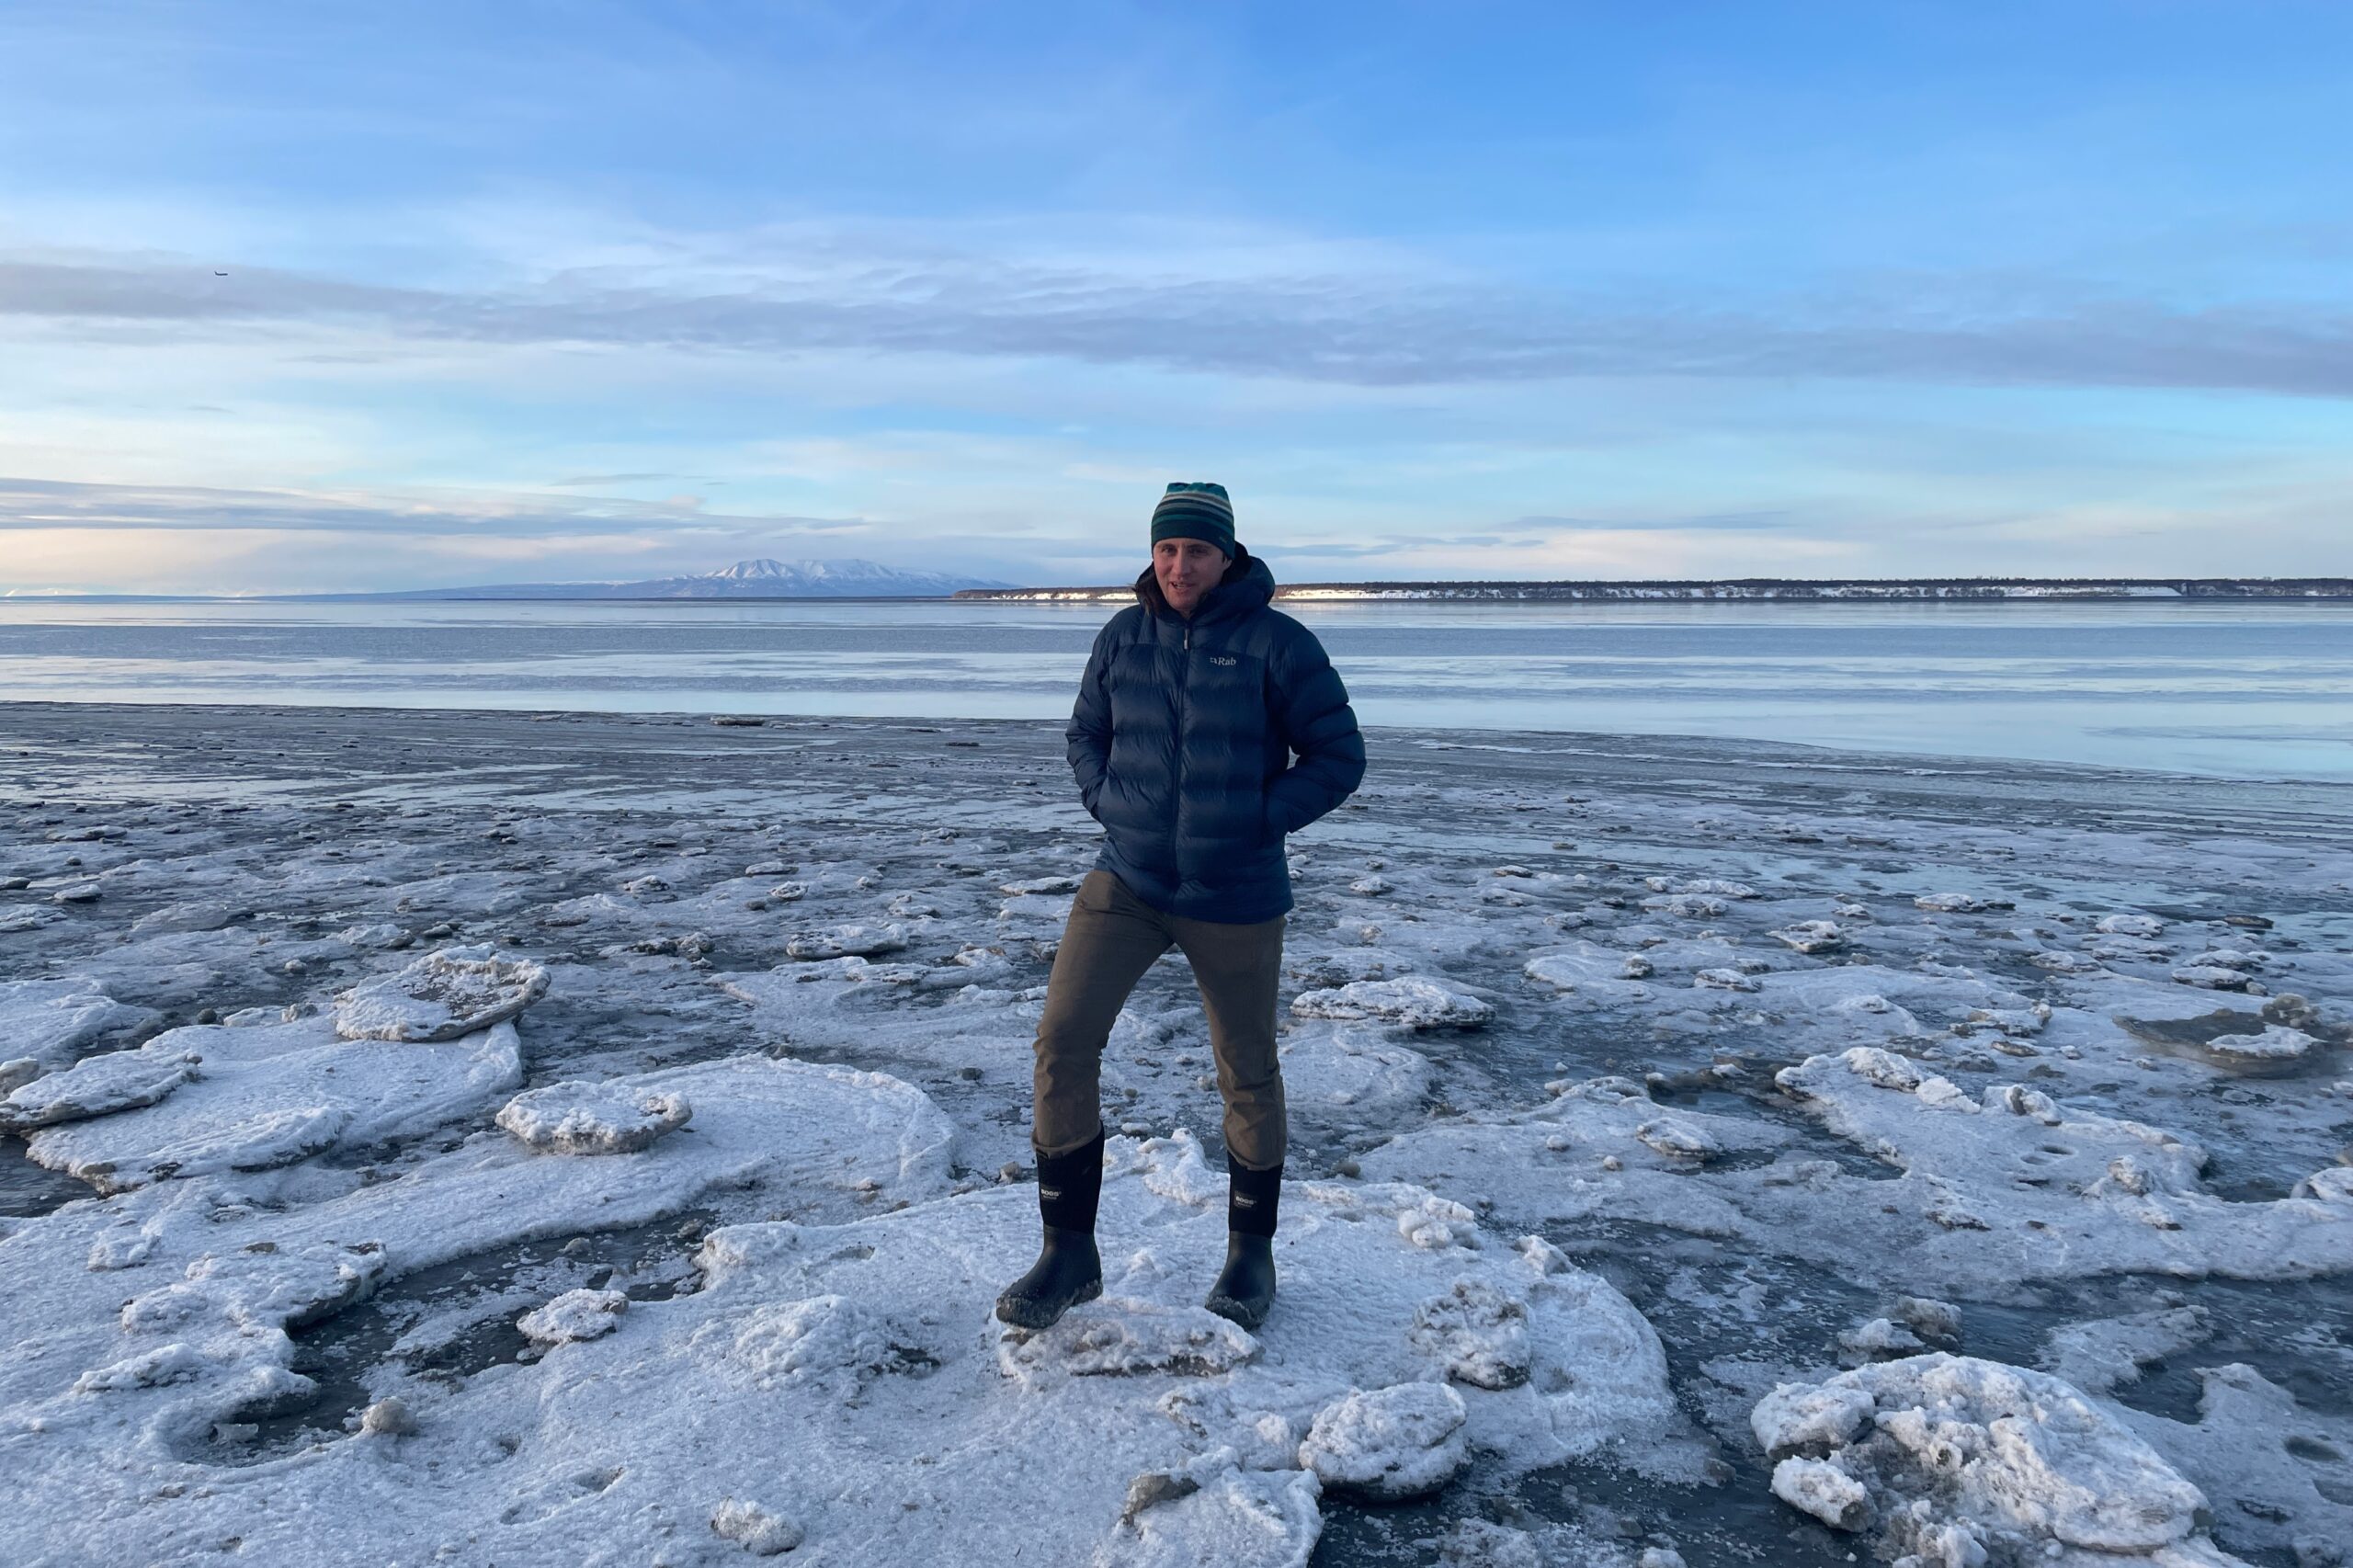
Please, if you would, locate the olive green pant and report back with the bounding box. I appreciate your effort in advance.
[1032,869,1288,1172]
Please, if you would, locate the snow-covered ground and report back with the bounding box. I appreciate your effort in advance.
[3,703,2349,1568]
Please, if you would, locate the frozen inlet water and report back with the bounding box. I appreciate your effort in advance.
[3,705,2350,1565]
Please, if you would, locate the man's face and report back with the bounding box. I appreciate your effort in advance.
[1153,538,1228,616]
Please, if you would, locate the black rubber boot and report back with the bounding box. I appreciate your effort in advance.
[994,1131,1106,1330]
[1205,1159,1281,1330]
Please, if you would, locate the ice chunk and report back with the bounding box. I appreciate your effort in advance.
[1518,941,1656,995]
[1395,1193,1482,1250]
[0,977,155,1073]
[1644,893,1727,918]
[0,1046,199,1131]
[1753,1382,1877,1455]
[1985,1083,2062,1123]
[2096,915,2165,937]
[1634,1117,1720,1161]
[1290,978,1493,1030]
[1686,878,1757,898]
[1771,1456,1869,1529]
[2295,1166,2353,1205]
[2170,965,2249,991]
[1131,1128,1226,1208]
[1694,968,1759,993]
[710,1294,926,1395]
[24,1017,524,1193]
[1100,1449,1322,1568]
[332,946,550,1042]
[130,901,244,936]
[1771,920,1847,953]
[1407,1278,1531,1389]
[74,1342,210,1394]
[2040,1307,2211,1394]
[710,1498,804,1557]
[121,1240,388,1335]
[1839,1316,1925,1358]
[1646,876,1756,899]
[785,922,907,960]
[359,1395,417,1437]
[999,875,1082,895]
[496,1081,693,1155]
[1752,1354,2218,1559]
[1788,1046,1920,1093]
[2204,1024,2316,1061]
[1894,1297,1963,1343]
[998,1299,1258,1384]
[518,1288,629,1346]
[1914,1076,1975,1112]
[1915,892,2010,913]
[1299,1382,1470,1499]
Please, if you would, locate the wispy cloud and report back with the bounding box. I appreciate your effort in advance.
[7,245,2352,398]
[0,474,859,538]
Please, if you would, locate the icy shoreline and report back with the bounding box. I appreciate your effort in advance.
[3,704,2349,1567]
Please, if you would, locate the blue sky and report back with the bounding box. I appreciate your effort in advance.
[3,0,2349,592]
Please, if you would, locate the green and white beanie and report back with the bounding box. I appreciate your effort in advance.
[1150,482,1236,557]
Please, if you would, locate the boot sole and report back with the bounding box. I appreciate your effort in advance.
[1204,1290,1271,1332]
[993,1275,1102,1332]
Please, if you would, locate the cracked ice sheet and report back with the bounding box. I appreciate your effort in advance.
[0,1056,955,1476]
[4,1131,1688,1568]
[1768,1049,2353,1286]
[0,977,157,1075]
[1358,1076,1794,1240]
[22,1016,526,1192]
[1367,1053,2353,1294]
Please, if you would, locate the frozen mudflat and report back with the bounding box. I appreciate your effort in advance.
[2,703,2350,1568]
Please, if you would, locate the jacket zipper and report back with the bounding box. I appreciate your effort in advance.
[1172,619,1190,871]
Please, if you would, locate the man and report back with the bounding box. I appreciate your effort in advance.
[995,481,1365,1334]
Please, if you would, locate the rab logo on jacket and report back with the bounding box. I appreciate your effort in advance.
[1209,654,1238,666]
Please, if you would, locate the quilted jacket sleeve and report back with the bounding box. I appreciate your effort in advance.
[1264,623,1365,835]
[1066,622,1115,817]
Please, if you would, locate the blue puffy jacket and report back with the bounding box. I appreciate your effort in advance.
[1067,546,1366,923]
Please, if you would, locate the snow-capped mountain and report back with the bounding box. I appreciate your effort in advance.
[634,558,1015,597]
[346,558,1017,600]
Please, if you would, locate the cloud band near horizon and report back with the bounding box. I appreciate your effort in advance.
[7,251,2352,399]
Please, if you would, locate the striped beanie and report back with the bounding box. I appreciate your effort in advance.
[1150,482,1236,556]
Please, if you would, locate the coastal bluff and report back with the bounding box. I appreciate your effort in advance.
[957,576,2353,603]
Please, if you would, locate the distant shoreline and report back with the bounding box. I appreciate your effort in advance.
[7,576,2351,605]
[955,576,2353,604]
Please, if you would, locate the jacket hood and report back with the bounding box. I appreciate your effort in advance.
[1133,543,1276,623]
